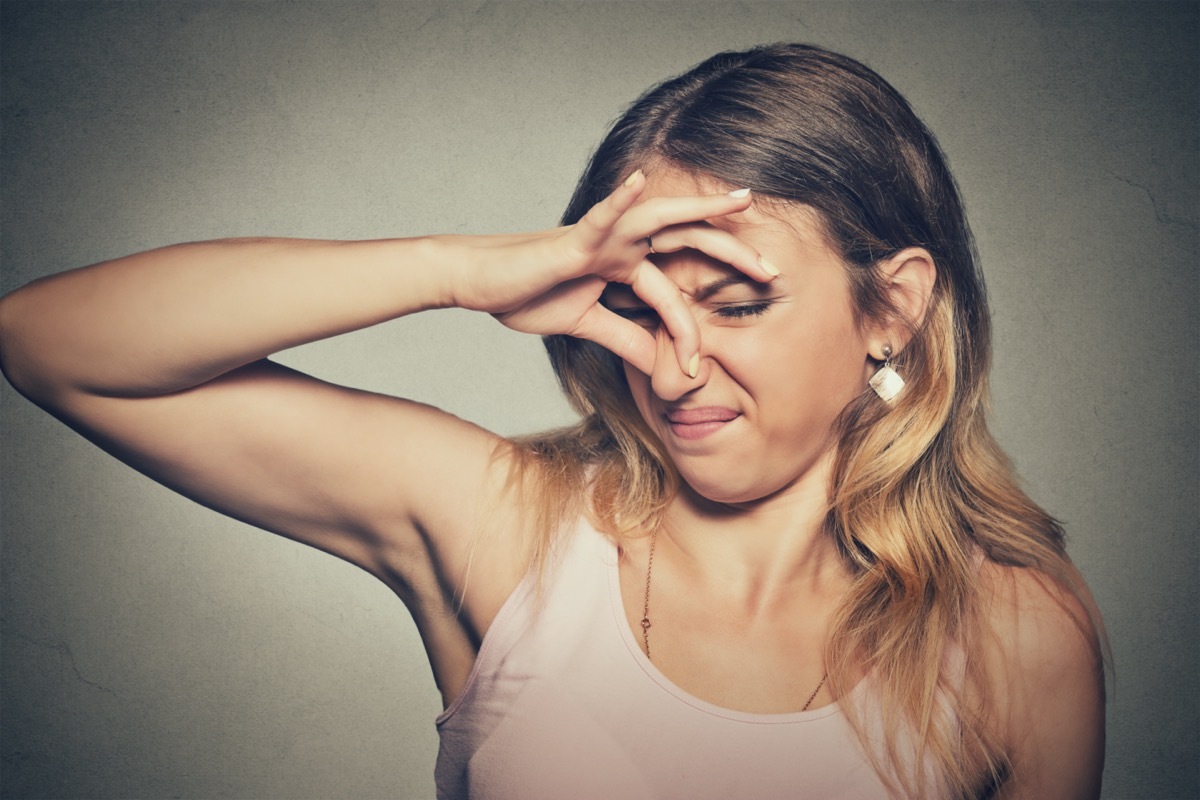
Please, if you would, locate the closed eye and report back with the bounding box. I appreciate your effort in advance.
[714,302,772,320]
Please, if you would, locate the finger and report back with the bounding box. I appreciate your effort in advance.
[572,304,657,376]
[628,260,701,376]
[646,222,778,282]
[622,189,755,243]
[571,170,648,251]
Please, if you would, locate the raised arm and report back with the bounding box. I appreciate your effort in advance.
[0,176,771,696]
[0,235,527,658]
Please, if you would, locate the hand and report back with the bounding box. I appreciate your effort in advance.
[443,171,775,376]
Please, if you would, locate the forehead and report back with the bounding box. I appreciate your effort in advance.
[637,167,730,197]
[637,165,831,241]
[629,166,842,289]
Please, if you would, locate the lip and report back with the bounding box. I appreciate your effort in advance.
[663,406,741,441]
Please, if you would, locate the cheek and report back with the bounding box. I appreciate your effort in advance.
[735,312,863,388]
[720,313,866,438]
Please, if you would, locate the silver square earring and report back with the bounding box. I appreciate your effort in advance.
[869,344,905,404]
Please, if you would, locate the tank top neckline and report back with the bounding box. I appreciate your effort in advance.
[435,517,871,729]
[600,524,864,725]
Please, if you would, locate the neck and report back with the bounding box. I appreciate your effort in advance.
[661,450,849,612]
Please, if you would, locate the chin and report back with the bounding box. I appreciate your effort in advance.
[677,469,778,508]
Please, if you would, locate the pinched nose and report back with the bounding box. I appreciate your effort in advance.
[649,326,708,401]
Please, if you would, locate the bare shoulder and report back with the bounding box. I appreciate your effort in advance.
[975,560,1106,799]
[976,560,1104,687]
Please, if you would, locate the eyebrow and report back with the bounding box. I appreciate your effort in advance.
[689,275,758,302]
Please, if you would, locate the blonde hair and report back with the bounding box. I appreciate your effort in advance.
[502,44,1105,798]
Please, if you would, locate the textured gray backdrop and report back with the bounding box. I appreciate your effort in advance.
[1,2,1196,799]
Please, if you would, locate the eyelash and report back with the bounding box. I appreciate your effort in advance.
[714,302,772,319]
[614,302,773,326]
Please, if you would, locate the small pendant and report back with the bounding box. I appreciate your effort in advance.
[869,364,905,403]
[641,617,651,632]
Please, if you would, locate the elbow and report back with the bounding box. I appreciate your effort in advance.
[0,289,30,393]
[0,285,70,405]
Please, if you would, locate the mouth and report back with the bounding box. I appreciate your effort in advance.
[663,406,741,441]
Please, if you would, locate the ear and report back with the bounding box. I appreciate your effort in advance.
[868,247,936,359]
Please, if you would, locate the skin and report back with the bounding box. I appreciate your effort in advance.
[0,168,1103,796]
[0,171,763,708]
[606,169,870,711]
[608,168,927,712]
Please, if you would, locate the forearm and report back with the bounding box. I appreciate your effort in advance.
[0,236,452,400]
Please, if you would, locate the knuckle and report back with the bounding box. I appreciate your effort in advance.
[581,206,606,226]
[618,329,639,355]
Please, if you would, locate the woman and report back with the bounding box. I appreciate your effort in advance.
[0,44,1104,798]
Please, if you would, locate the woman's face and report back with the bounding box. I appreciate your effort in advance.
[606,169,874,506]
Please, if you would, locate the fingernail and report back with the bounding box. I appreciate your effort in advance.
[728,188,751,198]
[759,256,780,277]
[624,169,643,187]
[687,352,700,378]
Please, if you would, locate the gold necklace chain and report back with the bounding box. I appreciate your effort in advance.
[640,526,829,712]
[639,525,658,659]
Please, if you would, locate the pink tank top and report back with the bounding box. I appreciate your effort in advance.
[435,518,904,799]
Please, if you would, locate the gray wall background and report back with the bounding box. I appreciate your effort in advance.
[1,2,1195,798]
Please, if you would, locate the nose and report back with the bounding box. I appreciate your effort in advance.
[649,326,709,402]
